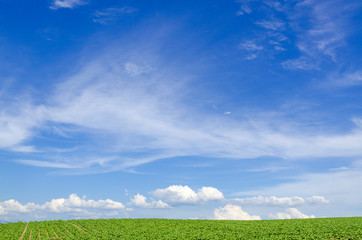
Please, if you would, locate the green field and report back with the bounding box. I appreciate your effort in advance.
[0,217,361,239]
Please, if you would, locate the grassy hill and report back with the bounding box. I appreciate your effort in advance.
[0,217,361,239]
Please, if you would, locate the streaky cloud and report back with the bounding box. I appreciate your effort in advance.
[50,0,87,10]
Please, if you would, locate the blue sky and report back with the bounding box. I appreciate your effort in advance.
[1,0,362,222]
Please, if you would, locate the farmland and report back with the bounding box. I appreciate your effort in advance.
[0,217,361,239]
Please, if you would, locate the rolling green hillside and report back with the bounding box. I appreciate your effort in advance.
[0,217,361,239]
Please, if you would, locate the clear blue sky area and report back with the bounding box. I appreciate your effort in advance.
[0,0,362,222]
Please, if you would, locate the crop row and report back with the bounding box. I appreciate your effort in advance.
[0,217,361,239]
[0,220,92,240]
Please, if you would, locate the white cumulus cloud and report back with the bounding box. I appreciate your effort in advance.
[0,194,127,221]
[0,199,39,214]
[42,193,125,213]
[0,206,5,215]
[130,194,170,208]
[152,185,224,205]
[270,208,315,219]
[306,196,329,205]
[214,204,261,220]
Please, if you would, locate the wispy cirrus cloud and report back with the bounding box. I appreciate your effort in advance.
[281,57,319,71]
[239,40,263,52]
[124,62,151,76]
[264,0,283,11]
[93,7,137,24]
[255,19,285,31]
[323,70,362,88]
[238,40,264,59]
[2,31,362,174]
[239,35,288,60]
[236,0,361,70]
[237,2,290,60]
[282,0,361,70]
[50,0,87,10]
[236,5,252,16]
[5,52,362,172]
[231,196,329,207]
[0,102,45,151]
[16,159,80,169]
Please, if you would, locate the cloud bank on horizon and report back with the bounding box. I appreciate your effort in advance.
[0,0,362,221]
[0,185,327,222]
